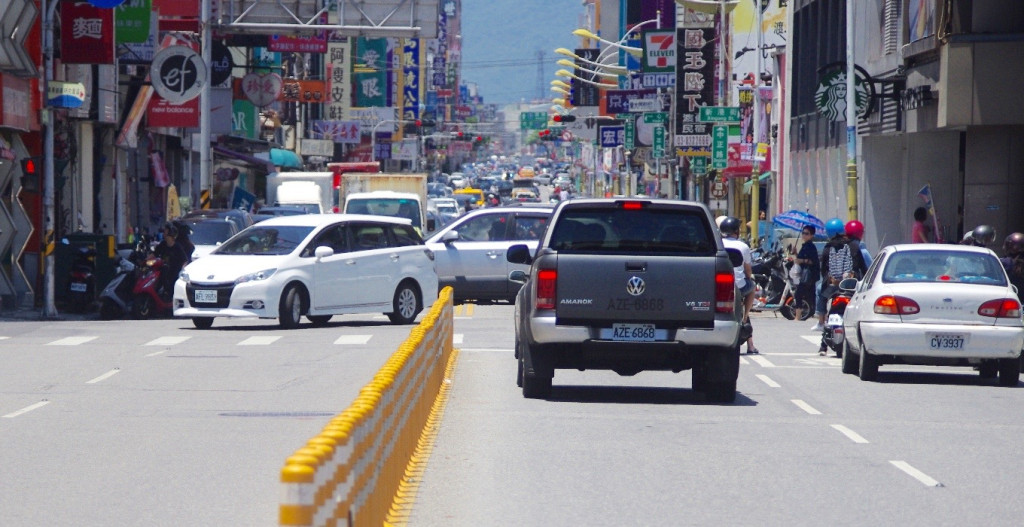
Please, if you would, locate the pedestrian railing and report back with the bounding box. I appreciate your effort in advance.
[279,287,454,526]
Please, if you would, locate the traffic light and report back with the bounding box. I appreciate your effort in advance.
[552,114,576,123]
[20,156,42,193]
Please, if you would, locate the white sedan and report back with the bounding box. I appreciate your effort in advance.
[842,243,1024,385]
[173,214,439,329]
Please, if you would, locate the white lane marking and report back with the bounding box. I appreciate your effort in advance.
[3,401,50,418]
[755,374,781,388]
[334,335,373,345]
[86,369,121,384]
[748,355,776,368]
[831,424,870,444]
[47,336,98,346]
[0,336,9,340]
[791,399,822,415]
[890,461,943,487]
[739,357,749,366]
[453,334,464,345]
[145,350,166,357]
[145,336,191,346]
[801,335,823,345]
[238,336,281,346]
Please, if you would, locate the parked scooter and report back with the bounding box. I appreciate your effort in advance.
[751,247,811,320]
[98,238,149,320]
[822,277,857,357]
[67,245,97,313]
[131,256,173,319]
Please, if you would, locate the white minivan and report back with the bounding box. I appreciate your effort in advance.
[174,214,439,329]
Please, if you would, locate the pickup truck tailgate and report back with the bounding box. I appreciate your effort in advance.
[554,253,718,326]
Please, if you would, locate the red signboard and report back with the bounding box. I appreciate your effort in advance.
[0,75,34,131]
[152,0,199,17]
[268,34,327,53]
[146,95,199,128]
[60,1,115,64]
[279,80,327,104]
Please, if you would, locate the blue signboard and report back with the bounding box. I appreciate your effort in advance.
[599,125,625,147]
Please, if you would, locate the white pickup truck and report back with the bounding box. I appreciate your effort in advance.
[507,198,744,401]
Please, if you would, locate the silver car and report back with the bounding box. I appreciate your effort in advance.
[424,205,553,304]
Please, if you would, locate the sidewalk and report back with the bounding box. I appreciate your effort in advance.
[0,305,99,322]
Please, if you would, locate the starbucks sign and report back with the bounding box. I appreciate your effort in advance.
[814,66,873,122]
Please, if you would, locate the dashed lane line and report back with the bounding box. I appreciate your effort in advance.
[791,399,822,415]
[47,336,98,346]
[144,336,191,346]
[748,355,776,368]
[334,335,373,345]
[754,374,780,387]
[453,334,463,345]
[86,369,121,384]
[238,336,282,346]
[831,424,870,444]
[3,401,50,418]
[890,461,943,487]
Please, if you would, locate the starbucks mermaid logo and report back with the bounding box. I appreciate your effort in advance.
[814,69,873,122]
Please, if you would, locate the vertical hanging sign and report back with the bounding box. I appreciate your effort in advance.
[61,0,116,64]
[326,40,351,120]
[673,27,715,156]
[402,38,421,122]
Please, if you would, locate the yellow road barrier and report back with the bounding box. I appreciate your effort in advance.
[279,287,454,526]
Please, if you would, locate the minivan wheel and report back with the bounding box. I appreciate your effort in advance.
[387,282,420,325]
[279,286,305,329]
[192,317,214,329]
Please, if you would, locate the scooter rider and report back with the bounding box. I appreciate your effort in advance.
[961,224,996,248]
[152,222,189,300]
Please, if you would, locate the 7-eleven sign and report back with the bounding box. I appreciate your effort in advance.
[642,30,676,73]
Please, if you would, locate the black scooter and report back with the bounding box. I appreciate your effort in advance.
[823,277,857,357]
[67,246,97,313]
[98,237,149,320]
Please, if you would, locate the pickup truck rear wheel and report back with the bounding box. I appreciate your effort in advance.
[521,342,552,399]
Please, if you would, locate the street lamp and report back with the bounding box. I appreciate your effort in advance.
[555,59,622,79]
[554,48,629,76]
[550,79,571,90]
[555,69,617,88]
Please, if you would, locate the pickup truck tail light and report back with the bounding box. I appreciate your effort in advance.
[873,295,920,315]
[536,269,557,309]
[715,272,734,313]
[979,298,1022,318]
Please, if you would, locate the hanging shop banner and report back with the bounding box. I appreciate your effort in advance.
[210,41,234,87]
[150,151,170,187]
[345,107,396,134]
[310,120,362,144]
[232,99,258,140]
[119,11,157,64]
[673,27,715,156]
[268,33,327,53]
[326,41,352,120]
[150,44,207,104]
[604,89,666,115]
[0,75,33,131]
[151,0,197,17]
[60,1,116,64]
[146,95,199,128]
[279,79,327,104]
[239,72,282,107]
[354,37,387,107]
[401,38,421,122]
[115,0,151,45]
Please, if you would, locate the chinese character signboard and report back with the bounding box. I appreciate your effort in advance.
[355,37,387,107]
[673,27,715,155]
[326,40,351,121]
[599,125,625,148]
[402,38,421,122]
[115,0,151,45]
[605,89,666,115]
[269,34,327,53]
[311,120,362,144]
[61,1,115,64]
[279,80,327,104]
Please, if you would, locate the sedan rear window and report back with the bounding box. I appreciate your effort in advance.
[550,207,715,255]
[882,250,1007,286]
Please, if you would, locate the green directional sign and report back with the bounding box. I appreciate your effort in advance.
[519,111,548,130]
[691,156,708,175]
[712,124,729,169]
[699,106,742,123]
[643,112,667,124]
[652,126,665,159]
[623,118,635,150]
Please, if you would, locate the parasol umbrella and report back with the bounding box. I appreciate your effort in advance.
[772,210,825,232]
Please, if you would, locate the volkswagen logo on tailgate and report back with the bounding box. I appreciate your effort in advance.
[626,276,646,296]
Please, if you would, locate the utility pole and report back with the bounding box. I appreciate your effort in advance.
[750,1,764,246]
[845,0,858,221]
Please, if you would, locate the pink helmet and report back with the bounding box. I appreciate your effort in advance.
[844,220,864,240]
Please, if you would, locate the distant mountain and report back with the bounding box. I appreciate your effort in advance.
[461,1,581,105]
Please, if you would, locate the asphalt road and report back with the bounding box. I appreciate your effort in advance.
[4,304,1024,526]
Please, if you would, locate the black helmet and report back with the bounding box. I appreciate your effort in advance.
[971,225,996,247]
[719,216,741,235]
[1004,232,1024,256]
[162,222,178,238]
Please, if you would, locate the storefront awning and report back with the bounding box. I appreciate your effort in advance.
[212,146,275,171]
[270,148,303,169]
[742,172,772,193]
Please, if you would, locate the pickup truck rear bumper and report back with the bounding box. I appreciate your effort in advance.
[529,317,741,349]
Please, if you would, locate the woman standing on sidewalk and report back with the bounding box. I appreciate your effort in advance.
[791,226,820,321]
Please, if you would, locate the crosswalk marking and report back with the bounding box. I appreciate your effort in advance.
[334,335,373,345]
[801,335,822,345]
[3,401,50,418]
[791,399,822,415]
[47,336,98,346]
[453,333,463,345]
[238,336,282,346]
[748,355,776,368]
[86,369,121,384]
[755,374,781,388]
[145,336,191,346]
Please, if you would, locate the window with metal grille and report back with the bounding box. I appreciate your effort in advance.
[884,0,902,55]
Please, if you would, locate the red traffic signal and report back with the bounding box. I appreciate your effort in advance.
[415,119,422,126]
[552,114,576,123]
[475,135,483,142]
[21,156,41,176]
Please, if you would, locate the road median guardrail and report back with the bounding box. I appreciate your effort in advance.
[279,286,455,526]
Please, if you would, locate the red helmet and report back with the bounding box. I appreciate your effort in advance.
[844,220,864,240]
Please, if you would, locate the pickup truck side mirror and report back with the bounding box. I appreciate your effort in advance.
[441,230,460,244]
[507,244,532,264]
[725,248,744,268]
[314,246,334,260]
[508,270,528,284]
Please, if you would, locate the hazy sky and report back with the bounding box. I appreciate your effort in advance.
[461,1,582,106]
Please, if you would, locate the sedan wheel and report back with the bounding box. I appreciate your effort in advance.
[387,282,420,325]
[858,343,879,381]
[841,340,858,374]
[998,357,1020,387]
